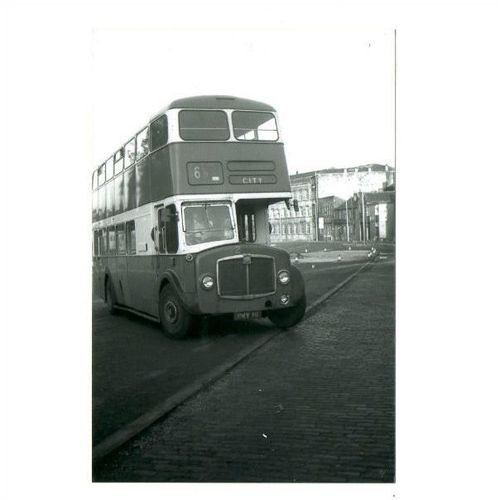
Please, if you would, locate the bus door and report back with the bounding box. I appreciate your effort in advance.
[126,218,156,316]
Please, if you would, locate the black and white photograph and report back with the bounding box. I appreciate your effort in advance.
[89,28,395,482]
[4,0,500,499]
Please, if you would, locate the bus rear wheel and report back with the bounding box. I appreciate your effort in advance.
[105,278,118,315]
[159,285,197,339]
[268,294,306,329]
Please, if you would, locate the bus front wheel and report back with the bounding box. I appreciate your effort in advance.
[159,285,197,339]
[268,294,306,329]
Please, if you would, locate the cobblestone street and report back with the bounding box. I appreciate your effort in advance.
[94,257,395,482]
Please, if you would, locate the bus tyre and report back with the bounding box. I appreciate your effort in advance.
[159,285,196,339]
[105,279,117,315]
[268,294,306,329]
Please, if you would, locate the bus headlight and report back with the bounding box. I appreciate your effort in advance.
[201,275,215,290]
[278,270,290,285]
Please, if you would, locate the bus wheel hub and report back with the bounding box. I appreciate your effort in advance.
[165,301,179,323]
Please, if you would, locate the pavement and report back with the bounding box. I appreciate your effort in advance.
[291,249,375,263]
[93,256,395,482]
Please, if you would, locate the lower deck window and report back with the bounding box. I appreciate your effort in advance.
[117,224,126,255]
[108,227,116,254]
[126,221,136,254]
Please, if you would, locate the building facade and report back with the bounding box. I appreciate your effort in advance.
[269,164,395,243]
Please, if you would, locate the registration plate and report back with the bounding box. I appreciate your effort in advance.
[234,311,262,320]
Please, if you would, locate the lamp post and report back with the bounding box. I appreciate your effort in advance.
[361,190,366,243]
[314,172,319,241]
[345,198,350,242]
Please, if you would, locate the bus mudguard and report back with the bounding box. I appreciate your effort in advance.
[157,269,200,315]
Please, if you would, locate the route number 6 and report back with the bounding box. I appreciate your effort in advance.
[193,166,201,180]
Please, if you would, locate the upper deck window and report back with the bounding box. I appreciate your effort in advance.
[105,157,113,181]
[136,127,149,160]
[232,111,278,141]
[98,165,105,186]
[151,115,168,151]
[114,149,124,174]
[124,137,136,168]
[179,110,230,141]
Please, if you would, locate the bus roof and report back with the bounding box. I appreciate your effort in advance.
[151,95,276,120]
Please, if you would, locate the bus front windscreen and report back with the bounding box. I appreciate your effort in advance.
[232,111,278,141]
[183,203,235,246]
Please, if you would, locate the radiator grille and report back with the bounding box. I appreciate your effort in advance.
[217,255,275,298]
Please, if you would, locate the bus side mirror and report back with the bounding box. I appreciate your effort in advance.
[150,227,156,241]
[285,199,291,210]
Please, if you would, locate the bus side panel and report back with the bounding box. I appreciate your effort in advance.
[98,186,105,221]
[112,255,130,306]
[92,257,104,299]
[124,166,137,211]
[127,213,157,316]
[114,173,124,216]
[126,255,156,315]
[150,147,173,202]
[136,158,151,207]
[106,181,114,218]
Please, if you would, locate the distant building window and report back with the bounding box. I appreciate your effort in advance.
[151,115,168,151]
[125,137,136,168]
[92,171,98,190]
[136,127,149,161]
[232,111,278,141]
[179,110,230,141]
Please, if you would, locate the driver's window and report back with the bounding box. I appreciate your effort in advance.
[158,205,179,254]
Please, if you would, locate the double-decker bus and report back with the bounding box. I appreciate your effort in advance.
[92,96,306,338]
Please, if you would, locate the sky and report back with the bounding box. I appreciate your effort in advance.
[91,28,395,175]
